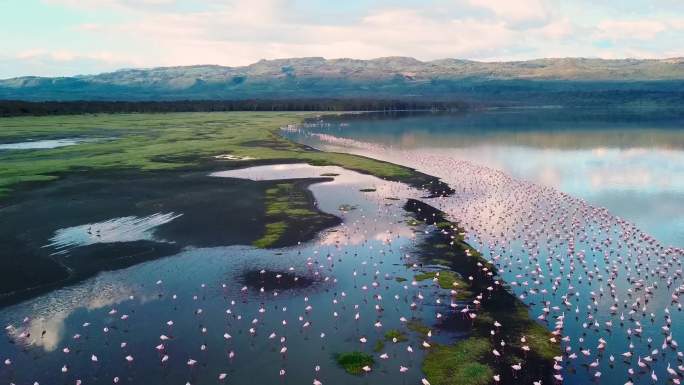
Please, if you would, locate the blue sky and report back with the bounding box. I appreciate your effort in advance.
[1,0,684,78]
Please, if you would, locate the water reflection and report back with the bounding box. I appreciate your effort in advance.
[286,110,684,247]
[7,280,137,352]
[44,212,182,254]
[1,165,455,385]
[285,112,684,385]
[311,109,684,150]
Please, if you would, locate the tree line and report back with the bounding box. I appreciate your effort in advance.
[0,99,469,117]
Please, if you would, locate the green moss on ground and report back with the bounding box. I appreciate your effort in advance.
[252,222,288,248]
[384,329,408,342]
[264,183,317,218]
[435,221,453,230]
[414,271,472,299]
[505,303,560,362]
[253,181,338,248]
[406,319,431,336]
[524,322,559,361]
[335,352,374,375]
[423,338,493,385]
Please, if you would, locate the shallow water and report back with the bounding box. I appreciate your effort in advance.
[284,110,684,385]
[0,165,461,385]
[0,137,108,150]
[286,110,684,247]
[45,212,182,255]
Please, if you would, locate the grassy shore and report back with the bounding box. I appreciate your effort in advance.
[0,112,558,385]
[0,112,452,305]
[0,112,451,200]
[253,179,340,248]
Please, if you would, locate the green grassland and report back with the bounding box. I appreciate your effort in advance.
[0,112,447,200]
[423,338,493,385]
[384,329,408,342]
[253,181,340,248]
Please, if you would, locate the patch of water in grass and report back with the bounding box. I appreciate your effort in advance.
[0,137,112,150]
[44,212,182,254]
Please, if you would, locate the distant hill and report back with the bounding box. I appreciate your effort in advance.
[2,57,684,107]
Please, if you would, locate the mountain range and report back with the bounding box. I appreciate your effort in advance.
[2,57,684,106]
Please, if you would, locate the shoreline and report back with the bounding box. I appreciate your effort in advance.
[0,111,558,384]
[0,112,453,201]
[0,112,451,306]
[405,199,558,385]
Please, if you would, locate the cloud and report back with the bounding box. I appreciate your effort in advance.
[4,0,684,77]
[596,19,667,41]
[16,49,114,62]
[74,4,526,67]
[0,50,140,78]
[466,0,551,27]
[43,0,178,11]
[536,17,575,39]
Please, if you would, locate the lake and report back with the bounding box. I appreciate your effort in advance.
[1,109,683,385]
[0,164,459,385]
[284,109,684,385]
[287,109,684,248]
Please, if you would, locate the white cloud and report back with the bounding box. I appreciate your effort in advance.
[0,49,141,78]
[466,0,550,26]
[74,5,526,67]
[536,17,575,39]
[596,19,667,41]
[43,0,178,10]
[670,19,684,30]
[15,49,132,65]
[4,0,684,77]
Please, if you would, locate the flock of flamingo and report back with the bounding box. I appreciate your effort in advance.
[305,129,684,385]
[0,164,487,385]
[0,125,682,385]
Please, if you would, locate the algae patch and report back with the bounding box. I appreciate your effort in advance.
[334,352,374,375]
[422,338,493,385]
[384,329,408,342]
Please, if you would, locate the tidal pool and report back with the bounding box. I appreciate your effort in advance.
[0,165,464,385]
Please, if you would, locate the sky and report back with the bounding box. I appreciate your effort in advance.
[1,0,684,78]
